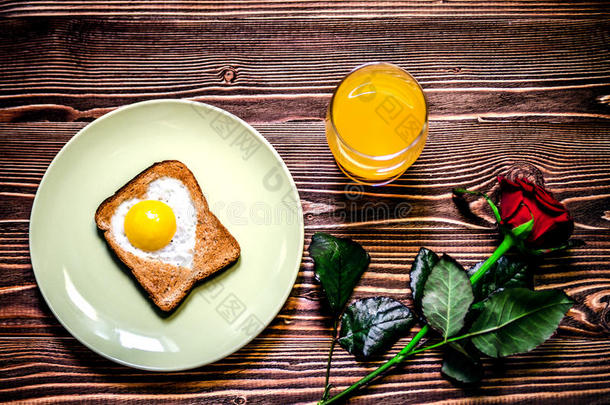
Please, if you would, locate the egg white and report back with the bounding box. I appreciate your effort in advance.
[110,177,197,268]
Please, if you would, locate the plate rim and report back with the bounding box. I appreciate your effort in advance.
[29,98,304,371]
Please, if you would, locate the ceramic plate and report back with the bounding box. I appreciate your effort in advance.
[30,99,304,371]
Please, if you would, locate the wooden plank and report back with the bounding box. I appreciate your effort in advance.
[1,337,610,404]
[2,121,609,225]
[1,1,609,18]
[1,121,609,340]
[1,4,609,403]
[0,17,609,122]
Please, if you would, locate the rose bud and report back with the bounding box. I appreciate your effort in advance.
[498,176,574,249]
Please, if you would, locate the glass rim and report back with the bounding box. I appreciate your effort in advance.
[328,62,429,161]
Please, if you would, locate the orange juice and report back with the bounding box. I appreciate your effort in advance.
[326,63,428,185]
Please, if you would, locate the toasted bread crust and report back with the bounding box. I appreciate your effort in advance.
[95,160,240,312]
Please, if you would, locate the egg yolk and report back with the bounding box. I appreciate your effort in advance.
[124,200,176,251]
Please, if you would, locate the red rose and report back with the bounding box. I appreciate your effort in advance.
[498,176,574,249]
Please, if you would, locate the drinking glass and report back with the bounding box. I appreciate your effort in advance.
[325,62,428,186]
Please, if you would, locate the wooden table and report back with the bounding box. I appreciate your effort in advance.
[2,2,610,404]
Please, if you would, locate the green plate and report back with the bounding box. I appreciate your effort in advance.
[30,99,304,371]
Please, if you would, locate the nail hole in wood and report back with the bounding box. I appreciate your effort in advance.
[233,396,246,405]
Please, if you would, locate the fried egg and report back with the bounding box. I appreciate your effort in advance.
[110,177,197,268]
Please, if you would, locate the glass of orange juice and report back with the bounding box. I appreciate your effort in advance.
[326,62,428,185]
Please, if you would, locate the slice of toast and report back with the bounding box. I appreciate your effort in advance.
[95,160,240,312]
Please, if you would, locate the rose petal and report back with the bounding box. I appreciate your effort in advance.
[528,214,574,248]
[498,176,524,219]
[510,202,535,231]
[516,178,536,194]
[498,175,574,249]
[534,184,570,214]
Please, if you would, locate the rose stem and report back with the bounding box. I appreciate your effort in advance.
[318,235,515,405]
[321,318,339,400]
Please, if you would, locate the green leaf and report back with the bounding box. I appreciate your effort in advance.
[422,255,474,340]
[409,247,440,314]
[441,342,483,384]
[338,297,415,358]
[469,288,573,358]
[467,256,530,302]
[309,232,370,314]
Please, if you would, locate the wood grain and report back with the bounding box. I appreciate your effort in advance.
[1,0,609,18]
[1,121,609,343]
[0,16,609,122]
[1,118,610,404]
[1,337,610,404]
[1,2,610,404]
